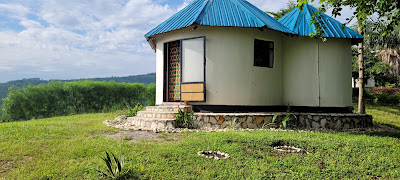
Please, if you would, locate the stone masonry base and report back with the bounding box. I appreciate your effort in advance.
[193,113,373,130]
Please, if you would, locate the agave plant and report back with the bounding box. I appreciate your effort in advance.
[97,151,125,179]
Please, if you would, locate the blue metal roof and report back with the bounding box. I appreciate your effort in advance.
[145,0,295,38]
[278,4,363,39]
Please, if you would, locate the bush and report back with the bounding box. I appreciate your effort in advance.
[373,92,400,106]
[0,81,153,122]
[371,87,399,95]
[145,83,156,106]
[353,88,400,106]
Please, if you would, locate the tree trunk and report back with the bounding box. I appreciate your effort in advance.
[357,21,365,114]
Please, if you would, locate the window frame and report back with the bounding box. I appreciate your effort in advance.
[253,39,274,68]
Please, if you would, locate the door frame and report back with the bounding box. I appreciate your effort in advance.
[163,36,206,103]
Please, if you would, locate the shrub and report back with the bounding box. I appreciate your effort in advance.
[175,109,194,128]
[371,87,399,95]
[373,92,400,106]
[145,83,156,106]
[0,81,153,122]
[127,104,144,117]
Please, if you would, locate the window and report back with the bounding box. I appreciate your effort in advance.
[182,37,205,83]
[254,39,274,68]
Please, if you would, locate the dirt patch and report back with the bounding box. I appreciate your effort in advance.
[0,160,13,174]
[105,130,180,142]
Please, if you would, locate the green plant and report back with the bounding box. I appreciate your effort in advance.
[227,118,240,130]
[267,113,296,129]
[127,104,144,117]
[97,151,126,179]
[282,113,296,128]
[175,109,194,128]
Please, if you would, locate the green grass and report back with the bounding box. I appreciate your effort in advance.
[366,104,400,130]
[0,106,399,179]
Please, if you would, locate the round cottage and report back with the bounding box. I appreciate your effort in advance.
[145,0,363,113]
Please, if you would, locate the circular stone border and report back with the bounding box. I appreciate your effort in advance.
[197,151,230,160]
[273,145,303,153]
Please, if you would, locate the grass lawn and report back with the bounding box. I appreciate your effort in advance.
[0,106,399,179]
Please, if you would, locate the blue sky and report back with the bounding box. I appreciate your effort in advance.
[0,0,355,83]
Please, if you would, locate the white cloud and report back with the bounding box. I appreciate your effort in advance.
[0,3,30,18]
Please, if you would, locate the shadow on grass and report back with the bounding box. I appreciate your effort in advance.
[363,131,400,139]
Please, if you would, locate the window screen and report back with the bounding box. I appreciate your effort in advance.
[182,38,205,83]
[254,39,274,68]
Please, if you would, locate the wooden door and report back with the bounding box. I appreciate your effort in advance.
[167,41,181,102]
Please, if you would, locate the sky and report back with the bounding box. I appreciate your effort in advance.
[0,0,355,83]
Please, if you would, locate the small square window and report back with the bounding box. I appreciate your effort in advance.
[254,39,274,68]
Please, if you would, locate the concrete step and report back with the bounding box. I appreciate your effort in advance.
[159,102,184,106]
[145,106,180,112]
[136,111,176,119]
[128,117,176,130]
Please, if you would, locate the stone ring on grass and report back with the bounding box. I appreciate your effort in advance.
[197,151,230,160]
[273,145,303,153]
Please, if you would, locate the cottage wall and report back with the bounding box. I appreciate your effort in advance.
[155,26,286,106]
[283,37,352,107]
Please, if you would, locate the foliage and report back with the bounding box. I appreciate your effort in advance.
[144,83,156,106]
[1,107,400,179]
[270,113,296,129]
[353,88,400,107]
[372,87,399,95]
[265,0,296,20]
[351,48,396,87]
[0,73,156,119]
[97,151,127,179]
[297,0,399,36]
[0,81,154,122]
[127,104,144,117]
[175,109,194,129]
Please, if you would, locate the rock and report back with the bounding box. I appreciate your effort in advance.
[203,122,212,129]
[210,117,218,124]
[335,120,342,130]
[246,116,253,123]
[343,123,350,129]
[218,117,224,125]
[167,122,174,129]
[312,121,320,129]
[151,122,158,130]
[299,117,305,126]
[313,116,320,121]
[221,121,228,129]
[158,122,165,129]
[320,118,327,128]
[115,115,127,121]
[239,117,246,123]
[166,114,175,119]
[254,117,264,125]
[305,119,310,128]
[204,116,210,123]
[247,122,258,129]
[241,122,248,129]
[264,116,272,124]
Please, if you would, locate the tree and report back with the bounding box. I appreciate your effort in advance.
[266,0,297,20]
[365,22,400,76]
[297,0,400,114]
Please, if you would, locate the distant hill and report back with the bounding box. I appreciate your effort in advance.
[0,73,156,116]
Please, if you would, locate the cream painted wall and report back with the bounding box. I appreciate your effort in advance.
[283,37,319,107]
[282,37,353,107]
[154,26,285,106]
[318,38,353,107]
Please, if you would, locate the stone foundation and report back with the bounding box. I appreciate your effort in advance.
[193,113,373,130]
